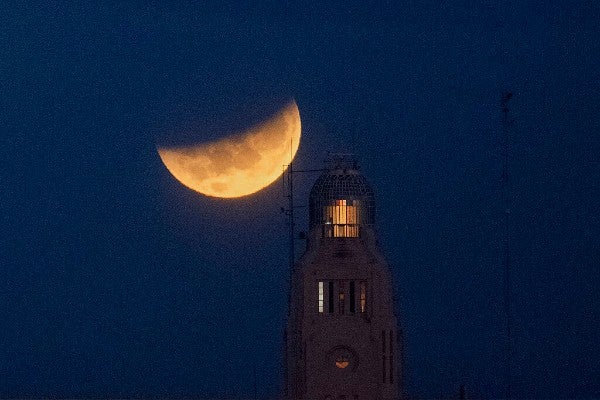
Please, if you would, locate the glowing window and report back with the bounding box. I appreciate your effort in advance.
[318,281,324,313]
[323,200,360,237]
[360,282,366,313]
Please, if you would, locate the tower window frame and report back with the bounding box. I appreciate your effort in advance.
[359,281,367,313]
[338,281,345,315]
[318,281,324,313]
[323,199,360,238]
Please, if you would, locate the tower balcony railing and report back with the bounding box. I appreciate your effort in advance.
[323,223,360,238]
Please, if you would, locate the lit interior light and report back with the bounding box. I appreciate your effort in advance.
[323,199,360,237]
[335,356,349,369]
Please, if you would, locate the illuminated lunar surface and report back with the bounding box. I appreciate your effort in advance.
[158,101,301,198]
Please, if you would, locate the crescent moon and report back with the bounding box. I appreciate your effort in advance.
[157,100,301,198]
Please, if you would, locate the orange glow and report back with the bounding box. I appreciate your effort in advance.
[157,101,301,198]
[324,199,359,237]
[335,357,349,369]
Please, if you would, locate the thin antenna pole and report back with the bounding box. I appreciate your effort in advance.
[288,159,295,271]
[282,137,296,322]
[501,91,513,400]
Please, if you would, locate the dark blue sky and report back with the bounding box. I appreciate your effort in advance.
[1,2,599,398]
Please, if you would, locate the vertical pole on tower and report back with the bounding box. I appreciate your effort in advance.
[288,159,295,272]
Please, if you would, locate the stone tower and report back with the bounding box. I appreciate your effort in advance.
[285,154,401,400]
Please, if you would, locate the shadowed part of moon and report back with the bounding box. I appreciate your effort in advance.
[157,101,301,198]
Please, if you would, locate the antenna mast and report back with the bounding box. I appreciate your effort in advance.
[501,91,513,400]
[288,160,295,272]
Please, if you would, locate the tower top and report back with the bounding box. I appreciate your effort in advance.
[323,153,360,172]
[285,151,401,399]
[309,154,375,233]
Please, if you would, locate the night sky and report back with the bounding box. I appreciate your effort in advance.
[2,2,599,399]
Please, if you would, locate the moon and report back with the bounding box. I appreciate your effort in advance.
[157,100,301,198]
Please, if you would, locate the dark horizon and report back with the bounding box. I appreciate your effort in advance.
[1,2,599,399]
